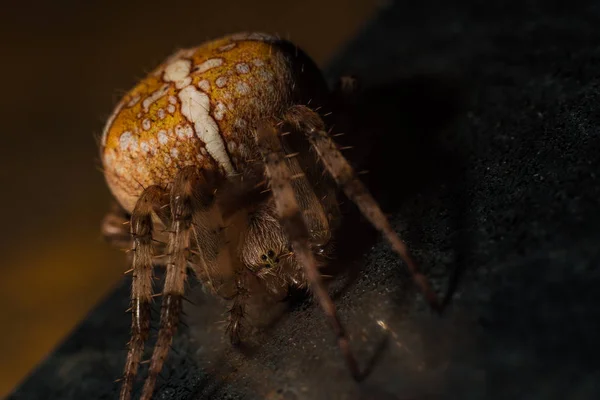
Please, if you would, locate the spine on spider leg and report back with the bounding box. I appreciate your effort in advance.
[120,186,166,400]
[140,167,214,400]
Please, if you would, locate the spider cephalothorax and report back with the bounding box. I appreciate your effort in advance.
[100,32,440,400]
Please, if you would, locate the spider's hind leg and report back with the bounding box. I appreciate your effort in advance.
[332,75,360,102]
[102,201,133,250]
[119,185,168,400]
[284,105,441,312]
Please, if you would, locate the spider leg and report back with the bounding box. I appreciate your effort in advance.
[189,207,223,295]
[103,201,170,268]
[102,201,133,250]
[140,166,216,400]
[284,105,441,312]
[119,186,167,400]
[333,75,360,99]
[225,270,251,345]
[255,120,360,379]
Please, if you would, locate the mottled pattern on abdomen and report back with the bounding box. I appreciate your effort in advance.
[101,33,298,212]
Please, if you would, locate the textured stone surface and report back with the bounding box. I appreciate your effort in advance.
[10,0,600,399]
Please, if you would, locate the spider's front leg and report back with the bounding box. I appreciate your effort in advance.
[254,120,360,379]
[284,105,441,312]
[119,186,168,400]
[140,166,216,400]
[102,201,170,267]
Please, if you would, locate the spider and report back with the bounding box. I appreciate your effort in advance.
[100,32,441,400]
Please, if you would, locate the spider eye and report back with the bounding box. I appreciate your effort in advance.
[261,254,268,261]
[267,250,275,258]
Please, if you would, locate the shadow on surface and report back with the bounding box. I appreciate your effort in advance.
[327,73,471,308]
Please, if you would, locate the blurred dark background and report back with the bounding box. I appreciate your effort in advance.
[0,0,379,395]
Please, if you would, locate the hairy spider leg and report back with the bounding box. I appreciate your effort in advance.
[140,166,215,400]
[120,185,167,400]
[254,120,360,380]
[284,105,441,313]
[102,202,134,250]
[225,269,251,345]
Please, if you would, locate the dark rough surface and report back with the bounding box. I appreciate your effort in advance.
[10,0,600,399]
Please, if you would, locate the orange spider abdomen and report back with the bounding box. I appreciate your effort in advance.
[100,32,328,212]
